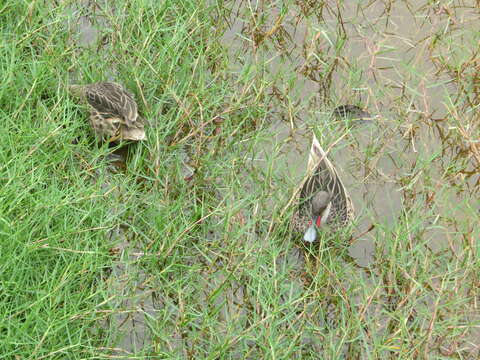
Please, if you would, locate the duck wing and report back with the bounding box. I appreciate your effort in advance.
[85,82,139,126]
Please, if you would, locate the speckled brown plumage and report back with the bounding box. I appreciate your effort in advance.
[69,81,145,142]
[292,135,354,237]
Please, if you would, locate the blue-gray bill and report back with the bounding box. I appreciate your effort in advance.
[303,224,317,243]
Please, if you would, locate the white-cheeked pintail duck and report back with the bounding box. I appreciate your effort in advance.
[293,134,354,242]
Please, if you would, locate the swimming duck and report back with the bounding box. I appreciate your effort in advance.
[69,81,146,142]
[293,134,354,242]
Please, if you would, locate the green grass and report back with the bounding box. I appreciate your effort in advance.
[1,0,479,358]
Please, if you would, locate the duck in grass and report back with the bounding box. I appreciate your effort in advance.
[293,134,354,243]
[69,81,146,142]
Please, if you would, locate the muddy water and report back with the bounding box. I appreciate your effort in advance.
[221,0,478,265]
[66,0,479,356]
[220,1,479,356]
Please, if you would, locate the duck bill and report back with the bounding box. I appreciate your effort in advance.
[302,216,323,243]
[303,224,317,243]
[122,127,146,141]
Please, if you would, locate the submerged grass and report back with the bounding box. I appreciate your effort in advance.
[0,0,478,359]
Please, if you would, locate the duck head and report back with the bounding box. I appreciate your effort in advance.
[303,191,332,243]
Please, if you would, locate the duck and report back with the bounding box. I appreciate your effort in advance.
[293,134,354,242]
[68,81,146,142]
[333,104,374,126]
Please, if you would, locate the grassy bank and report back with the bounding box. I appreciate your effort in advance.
[0,0,478,359]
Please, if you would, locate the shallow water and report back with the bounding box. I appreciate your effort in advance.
[67,0,479,356]
[220,0,479,357]
[221,0,477,265]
